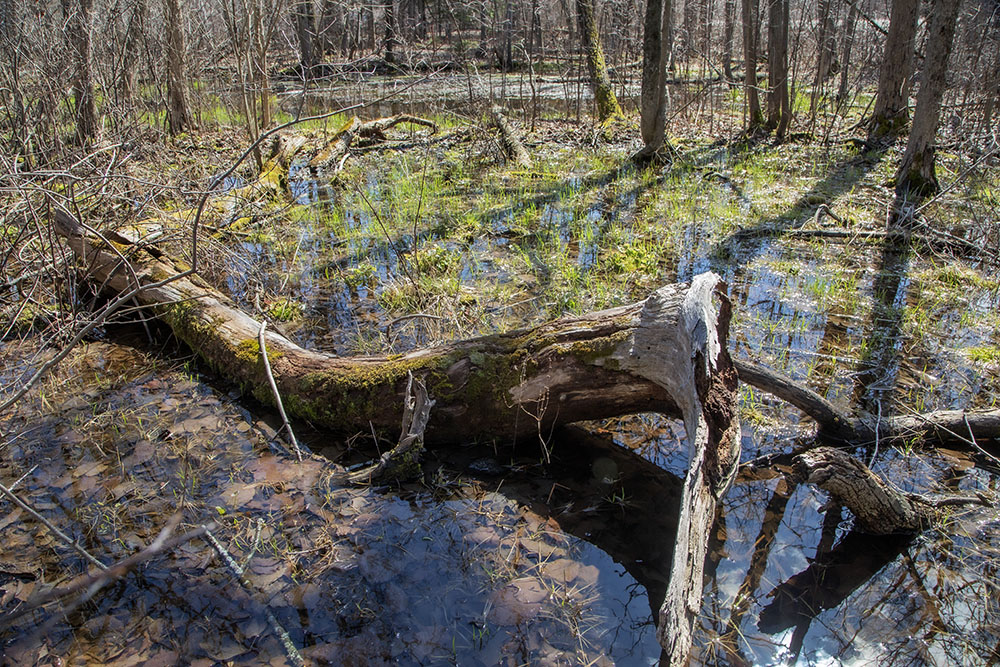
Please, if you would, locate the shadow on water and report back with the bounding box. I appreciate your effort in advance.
[1,333,684,665]
[712,141,892,278]
[757,530,914,636]
[437,424,685,614]
[852,230,912,416]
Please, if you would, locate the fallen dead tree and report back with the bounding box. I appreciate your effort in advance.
[54,210,740,666]
[161,133,307,231]
[735,358,1000,448]
[488,106,532,168]
[308,114,438,175]
[54,210,733,447]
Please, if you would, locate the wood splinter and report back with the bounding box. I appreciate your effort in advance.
[345,372,435,484]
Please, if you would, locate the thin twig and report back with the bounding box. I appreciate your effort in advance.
[964,413,1000,468]
[203,526,305,667]
[0,481,106,570]
[0,515,208,632]
[258,321,302,461]
[6,465,38,492]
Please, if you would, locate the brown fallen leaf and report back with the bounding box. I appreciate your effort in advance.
[220,481,258,508]
[539,558,581,584]
[0,507,23,532]
[488,577,548,626]
[245,558,290,591]
[74,461,107,478]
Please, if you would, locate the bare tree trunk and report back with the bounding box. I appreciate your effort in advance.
[766,0,790,139]
[870,0,919,139]
[164,0,194,134]
[637,0,673,159]
[681,0,695,62]
[318,0,336,55]
[809,0,836,121]
[576,0,623,121]
[815,0,836,80]
[895,0,961,198]
[836,0,858,103]
[63,0,100,143]
[742,0,763,129]
[295,0,315,77]
[498,0,514,70]
[0,0,28,158]
[384,0,398,64]
[252,2,271,130]
[722,0,735,81]
[698,0,710,62]
[119,0,148,109]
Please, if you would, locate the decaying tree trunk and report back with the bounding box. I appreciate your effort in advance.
[793,447,933,534]
[648,278,741,665]
[345,372,434,483]
[54,214,739,664]
[488,106,532,168]
[309,114,438,175]
[54,216,731,447]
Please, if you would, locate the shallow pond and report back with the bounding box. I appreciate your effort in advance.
[3,124,1000,664]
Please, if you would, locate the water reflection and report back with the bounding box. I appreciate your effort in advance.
[0,341,667,665]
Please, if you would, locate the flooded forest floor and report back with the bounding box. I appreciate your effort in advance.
[2,79,1000,665]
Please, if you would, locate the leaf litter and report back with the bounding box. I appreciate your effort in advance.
[0,341,657,665]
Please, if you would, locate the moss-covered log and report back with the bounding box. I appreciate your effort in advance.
[56,214,739,665]
[161,133,306,230]
[309,114,438,175]
[54,214,733,446]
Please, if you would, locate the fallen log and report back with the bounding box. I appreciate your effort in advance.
[734,358,1000,448]
[162,133,306,230]
[54,211,738,664]
[55,212,732,444]
[793,447,933,534]
[488,106,532,168]
[308,114,438,175]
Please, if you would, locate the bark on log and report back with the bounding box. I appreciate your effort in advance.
[654,279,741,666]
[488,106,532,168]
[308,115,438,174]
[734,358,1000,448]
[793,446,933,534]
[55,214,738,665]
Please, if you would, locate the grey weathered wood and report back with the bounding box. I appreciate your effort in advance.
[793,447,931,534]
